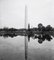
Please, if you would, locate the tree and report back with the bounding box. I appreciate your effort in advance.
[38,23,43,31]
[46,25,52,31]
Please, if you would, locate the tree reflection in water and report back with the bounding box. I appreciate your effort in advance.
[0,23,54,44]
[34,34,52,44]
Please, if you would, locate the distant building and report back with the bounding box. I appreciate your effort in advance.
[28,24,30,29]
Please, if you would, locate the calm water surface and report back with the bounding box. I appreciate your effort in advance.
[0,36,54,60]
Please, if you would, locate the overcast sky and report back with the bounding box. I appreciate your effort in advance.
[0,0,54,28]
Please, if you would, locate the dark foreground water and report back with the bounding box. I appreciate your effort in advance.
[0,36,54,60]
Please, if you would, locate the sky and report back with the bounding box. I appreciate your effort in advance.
[0,0,54,28]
